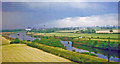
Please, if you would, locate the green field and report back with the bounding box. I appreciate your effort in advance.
[31,32,119,51]
[56,30,79,33]
[34,33,119,38]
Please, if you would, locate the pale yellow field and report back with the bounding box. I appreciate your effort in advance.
[1,37,10,45]
[91,39,119,42]
[2,37,71,62]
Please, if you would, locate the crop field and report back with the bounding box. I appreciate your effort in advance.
[56,30,79,33]
[2,37,11,45]
[34,33,119,38]
[91,39,119,42]
[2,37,71,62]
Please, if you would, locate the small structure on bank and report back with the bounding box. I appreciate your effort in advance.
[79,37,82,38]
[25,27,32,31]
[10,33,36,42]
[9,27,36,41]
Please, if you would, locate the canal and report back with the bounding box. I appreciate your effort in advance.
[9,32,120,62]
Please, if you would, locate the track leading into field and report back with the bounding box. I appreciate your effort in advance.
[2,37,71,62]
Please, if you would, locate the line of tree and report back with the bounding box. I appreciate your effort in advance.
[75,28,96,33]
[2,29,25,32]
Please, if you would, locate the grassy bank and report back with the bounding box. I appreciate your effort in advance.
[72,39,120,51]
[25,41,108,62]
[33,38,66,49]
[81,52,98,57]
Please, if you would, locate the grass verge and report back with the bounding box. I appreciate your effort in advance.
[81,52,98,57]
[25,41,109,63]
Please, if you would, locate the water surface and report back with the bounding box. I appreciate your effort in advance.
[61,41,120,62]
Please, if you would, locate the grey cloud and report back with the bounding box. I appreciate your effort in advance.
[45,14,118,28]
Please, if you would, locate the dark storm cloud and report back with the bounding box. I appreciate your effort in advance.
[2,2,118,29]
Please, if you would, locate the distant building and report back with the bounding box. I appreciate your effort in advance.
[96,26,99,27]
[25,27,32,31]
[79,37,82,38]
[96,30,119,33]
[25,29,31,31]
[9,33,36,41]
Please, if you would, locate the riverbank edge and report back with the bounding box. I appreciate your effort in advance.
[72,42,119,52]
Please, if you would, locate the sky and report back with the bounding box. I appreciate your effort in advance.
[2,2,118,29]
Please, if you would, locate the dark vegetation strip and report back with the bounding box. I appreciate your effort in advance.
[32,38,66,49]
[2,29,25,32]
[72,40,120,51]
[80,52,98,57]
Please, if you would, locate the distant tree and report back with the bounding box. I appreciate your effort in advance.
[110,27,113,32]
[87,28,92,33]
[75,31,79,33]
[17,34,20,36]
[10,38,20,44]
[93,41,98,47]
[110,29,113,32]
[10,41,14,44]
[73,28,76,30]
[72,49,75,52]
[97,37,99,39]
[89,38,91,40]
[80,30,84,33]
[14,38,20,43]
[33,39,40,43]
[91,37,93,38]
[87,28,96,33]
[92,29,96,33]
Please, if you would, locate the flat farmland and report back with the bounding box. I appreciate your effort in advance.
[1,37,10,45]
[34,33,119,38]
[2,37,71,62]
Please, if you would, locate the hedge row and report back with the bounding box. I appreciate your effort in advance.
[33,38,66,49]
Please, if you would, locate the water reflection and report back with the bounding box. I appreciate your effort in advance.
[9,32,37,41]
[61,41,120,62]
